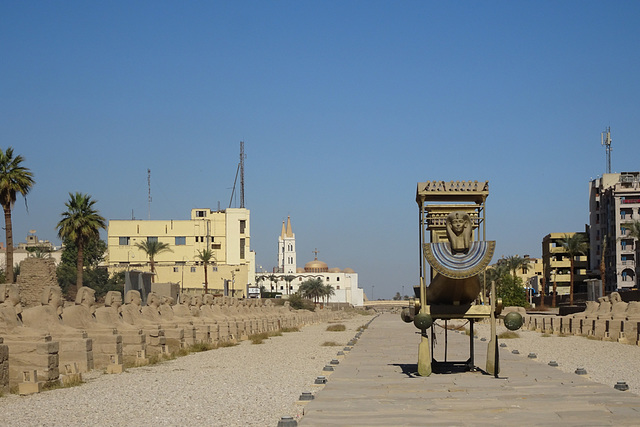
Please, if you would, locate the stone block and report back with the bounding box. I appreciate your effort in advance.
[18,370,43,395]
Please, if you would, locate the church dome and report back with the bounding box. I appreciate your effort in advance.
[296,267,305,273]
[304,259,328,273]
[343,268,355,274]
[329,268,341,273]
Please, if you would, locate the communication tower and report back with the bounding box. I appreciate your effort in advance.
[601,127,612,174]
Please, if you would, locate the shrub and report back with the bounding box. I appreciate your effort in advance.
[498,331,519,339]
[322,341,340,346]
[287,294,316,311]
[326,324,346,332]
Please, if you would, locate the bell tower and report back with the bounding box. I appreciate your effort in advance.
[278,216,296,273]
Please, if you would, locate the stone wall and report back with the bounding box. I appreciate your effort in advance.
[17,258,60,308]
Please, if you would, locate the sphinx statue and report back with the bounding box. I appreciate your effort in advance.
[61,287,98,330]
[22,286,66,331]
[0,284,24,333]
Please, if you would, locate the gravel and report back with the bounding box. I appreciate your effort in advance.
[0,314,375,427]
[471,320,640,396]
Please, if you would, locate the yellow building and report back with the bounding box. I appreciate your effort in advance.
[107,208,255,296]
[541,232,589,296]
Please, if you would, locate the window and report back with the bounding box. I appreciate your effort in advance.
[196,210,206,218]
[191,267,197,273]
[240,220,246,234]
[336,286,340,290]
[147,237,158,243]
[175,236,186,245]
[119,237,130,245]
[173,267,179,272]
[621,241,627,249]
[240,238,245,259]
[336,277,340,281]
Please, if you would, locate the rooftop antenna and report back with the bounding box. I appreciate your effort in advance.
[228,141,247,208]
[240,141,246,208]
[601,127,612,174]
[147,168,152,219]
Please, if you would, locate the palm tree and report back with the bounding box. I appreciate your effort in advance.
[600,234,607,297]
[0,147,35,283]
[505,255,530,281]
[196,249,215,294]
[299,277,325,304]
[284,275,295,295]
[560,233,589,306]
[135,239,172,282]
[56,192,106,297]
[268,274,278,292]
[323,284,335,304]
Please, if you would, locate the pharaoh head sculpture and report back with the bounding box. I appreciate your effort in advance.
[41,286,64,316]
[446,211,473,253]
[0,284,22,315]
[104,291,123,309]
[125,290,142,306]
[145,292,158,307]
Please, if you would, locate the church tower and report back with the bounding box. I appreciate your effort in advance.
[278,216,296,273]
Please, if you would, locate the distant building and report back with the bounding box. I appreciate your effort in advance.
[0,232,62,271]
[588,172,640,291]
[257,217,364,306]
[541,232,590,296]
[107,208,255,297]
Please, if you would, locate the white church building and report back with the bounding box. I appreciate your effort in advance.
[257,217,364,307]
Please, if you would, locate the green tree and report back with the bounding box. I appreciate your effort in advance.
[299,277,325,304]
[496,275,527,307]
[560,233,589,306]
[393,292,402,301]
[56,237,113,299]
[0,147,35,283]
[135,239,172,282]
[56,192,106,298]
[196,249,215,294]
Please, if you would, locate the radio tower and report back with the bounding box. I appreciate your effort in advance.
[239,141,245,208]
[147,168,152,219]
[601,127,612,174]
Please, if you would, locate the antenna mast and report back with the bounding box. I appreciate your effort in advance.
[240,141,246,208]
[228,141,247,208]
[601,127,612,174]
[147,168,152,219]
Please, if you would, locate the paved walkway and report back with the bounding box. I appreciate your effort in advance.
[298,313,640,426]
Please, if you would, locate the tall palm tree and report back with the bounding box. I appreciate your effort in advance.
[56,192,106,297]
[560,233,589,306]
[135,239,172,282]
[268,274,278,292]
[299,277,324,304]
[323,284,335,304]
[196,249,215,294]
[0,147,35,283]
[284,275,295,295]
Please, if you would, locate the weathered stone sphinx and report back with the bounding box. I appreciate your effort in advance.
[119,290,170,355]
[21,286,94,373]
[0,284,61,387]
[94,291,148,365]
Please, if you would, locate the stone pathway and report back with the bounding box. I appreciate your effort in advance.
[298,312,640,426]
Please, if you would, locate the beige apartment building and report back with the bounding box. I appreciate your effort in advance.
[589,172,640,291]
[541,232,589,296]
[107,208,255,296]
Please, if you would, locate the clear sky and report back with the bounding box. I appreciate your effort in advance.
[2,1,639,299]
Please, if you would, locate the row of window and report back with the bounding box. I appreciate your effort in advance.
[119,236,216,246]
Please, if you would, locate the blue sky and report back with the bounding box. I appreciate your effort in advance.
[2,1,639,299]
